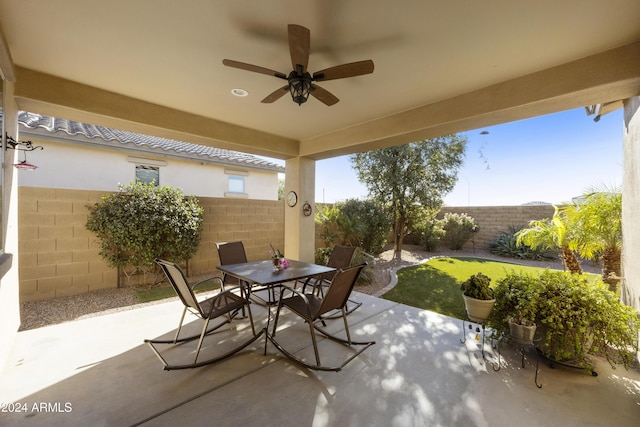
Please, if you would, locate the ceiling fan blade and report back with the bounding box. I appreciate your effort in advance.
[261,86,289,103]
[288,24,310,72]
[222,59,287,79]
[310,84,339,106]
[313,60,374,81]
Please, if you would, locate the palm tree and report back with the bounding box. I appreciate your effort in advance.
[516,206,583,274]
[561,187,622,290]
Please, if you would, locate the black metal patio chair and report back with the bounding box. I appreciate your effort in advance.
[268,263,375,371]
[144,258,263,370]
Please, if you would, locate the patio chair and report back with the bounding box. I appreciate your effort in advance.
[145,259,263,370]
[216,240,277,305]
[268,263,375,371]
[304,245,362,316]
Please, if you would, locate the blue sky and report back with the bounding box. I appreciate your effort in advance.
[313,107,623,206]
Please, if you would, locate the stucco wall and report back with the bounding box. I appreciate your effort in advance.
[18,186,284,302]
[17,138,280,200]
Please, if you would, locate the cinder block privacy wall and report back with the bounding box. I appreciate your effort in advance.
[438,205,555,250]
[18,186,554,302]
[18,187,284,302]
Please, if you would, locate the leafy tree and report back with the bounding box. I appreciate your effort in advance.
[562,187,622,290]
[86,182,204,286]
[350,135,467,252]
[516,206,582,274]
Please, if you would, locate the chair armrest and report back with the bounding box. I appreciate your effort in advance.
[191,276,224,292]
[278,285,315,319]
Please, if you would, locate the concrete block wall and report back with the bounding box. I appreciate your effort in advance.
[438,205,555,250]
[188,197,284,275]
[18,187,116,302]
[18,187,285,302]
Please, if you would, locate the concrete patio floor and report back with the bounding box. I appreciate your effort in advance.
[1,292,639,426]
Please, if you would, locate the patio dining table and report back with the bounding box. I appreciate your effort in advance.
[216,259,336,353]
[216,259,335,297]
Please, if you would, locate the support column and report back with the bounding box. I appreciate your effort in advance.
[284,157,316,262]
[622,96,640,312]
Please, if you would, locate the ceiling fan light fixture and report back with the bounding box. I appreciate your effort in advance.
[288,75,312,105]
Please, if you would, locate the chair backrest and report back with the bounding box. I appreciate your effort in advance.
[216,241,248,265]
[317,263,366,317]
[322,245,356,281]
[155,258,203,316]
[216,241,248,286]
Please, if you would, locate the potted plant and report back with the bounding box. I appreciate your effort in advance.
[508,312,537,345]
[488,270,639,370]
[460,273,495,322]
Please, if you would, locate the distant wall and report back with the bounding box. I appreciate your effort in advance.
[438,205,555,250]
[18,186,284,302]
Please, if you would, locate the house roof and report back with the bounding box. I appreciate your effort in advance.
[17,111,285,173]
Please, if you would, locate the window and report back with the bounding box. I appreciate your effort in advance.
[136,165,159,186]
[228,175,245,193]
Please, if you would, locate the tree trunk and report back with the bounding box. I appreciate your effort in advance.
[561,246,583,275]
[601,246,621,291]
[394,216,405,252]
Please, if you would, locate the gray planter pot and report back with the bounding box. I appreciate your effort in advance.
[509,319,537,345]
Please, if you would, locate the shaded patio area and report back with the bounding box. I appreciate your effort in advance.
[1,292,639,426]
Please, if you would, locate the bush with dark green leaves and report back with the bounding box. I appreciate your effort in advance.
[411,207,446,251]
[86,182,204,286]
[488,270,639,369]
[338,198,391,254]
[490,225,556,260]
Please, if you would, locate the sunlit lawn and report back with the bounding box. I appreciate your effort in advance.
[381,257,558,320]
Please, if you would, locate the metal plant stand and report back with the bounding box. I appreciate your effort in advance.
[460,317,490,359]
[494,334,543,388]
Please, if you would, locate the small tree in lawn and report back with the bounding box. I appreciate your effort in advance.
[351,135,466,253]
[86,182,204,287]
[516,206,582,274]
[562,186,622,290]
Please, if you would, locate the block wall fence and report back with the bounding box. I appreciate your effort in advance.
[437,205,555,250]
[18,186,553,302]
[18,187,284,302]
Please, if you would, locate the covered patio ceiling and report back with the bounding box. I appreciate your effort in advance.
[1,0,639,161]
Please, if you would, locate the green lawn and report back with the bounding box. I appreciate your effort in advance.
[381,257,556,320]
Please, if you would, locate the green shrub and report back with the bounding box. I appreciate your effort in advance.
[411,208,446,251]
[490,225,556,260]
[488,270,639,369]
[338,198,391,254]
[316,198,391,255]
[86,182,204,286]
[443,212,478,250]
[314,246,375,286]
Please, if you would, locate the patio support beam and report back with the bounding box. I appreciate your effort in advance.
[284,157,316,263]
[11,67,299,160]
[299,41,640,160]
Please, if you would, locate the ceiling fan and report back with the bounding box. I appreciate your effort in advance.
[223,24,374,106]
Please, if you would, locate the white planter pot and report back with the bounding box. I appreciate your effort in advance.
[462,294,495,323]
